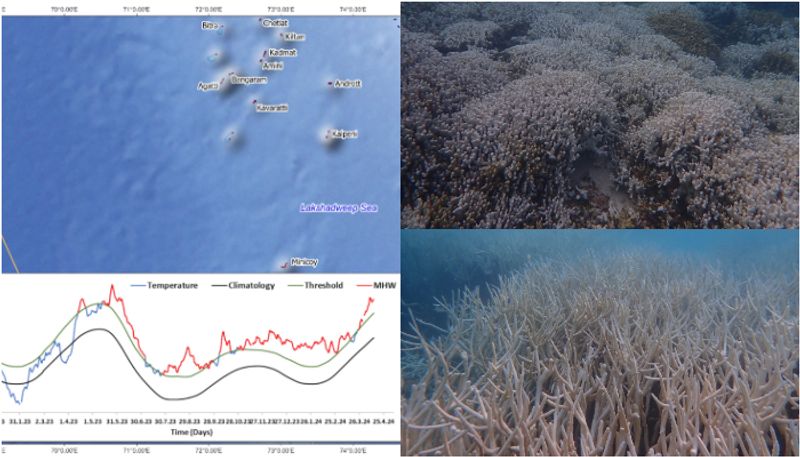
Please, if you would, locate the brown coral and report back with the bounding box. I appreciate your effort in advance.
[646,10,721,60]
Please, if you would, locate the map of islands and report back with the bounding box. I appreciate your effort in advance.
[2,16,400,273]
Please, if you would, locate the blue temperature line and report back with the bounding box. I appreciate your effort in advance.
[2,302,104,404]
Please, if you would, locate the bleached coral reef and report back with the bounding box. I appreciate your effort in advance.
[401,2,799,228]
[402,254,799,455]
[439,20,501,50]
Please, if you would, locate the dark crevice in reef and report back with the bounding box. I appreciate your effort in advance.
[786,388,799,420]
[698,423,706,445]
[770,422,786,455]
[433,42,468,54]
[754,49,798,77]
[434,20,530,54]
[703,4,739,47]
[539,372,556,417]
[644,380,662,451]
[585,397,596,431]
[707,5,798,48]
[790,365,800,424]
[488,20,530,51]
[573,418,582,455]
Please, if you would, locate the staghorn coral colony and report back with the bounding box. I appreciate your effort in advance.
[401,3,799,228]
[401,246,799,456]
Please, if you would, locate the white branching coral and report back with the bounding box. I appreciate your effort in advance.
[721,39,799,78]
[526,12,578,40]
[439,20,500,50]
[583,3,654,37]
[571,22,626,53]
[620,92,757,227]
[640,2,706,21]
[674,52,717,78]
[402,254,799,456]
[721,42,764,77]
[401,2,484,33]
[708,134,799,228]
[623,33,682,60]
[401,2,799,228]
[428,71,618,228]
[701,75,799,135]
[402,49,512,118]
[601,58,699,126]
[505,39,613,74]
[401,30,440,68]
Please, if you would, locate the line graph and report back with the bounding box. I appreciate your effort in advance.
[3,291,371,377]
[1,301,376,405]
[2,282,379,406]
[161,294,373,375]
[0,274,400,451]
[3,328,375,401]
[1,275,399,415]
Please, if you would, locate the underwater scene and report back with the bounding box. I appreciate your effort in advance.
[401,230,799,455]
[401,2,799,228]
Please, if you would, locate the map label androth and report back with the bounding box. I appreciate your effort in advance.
[332,79,363,89]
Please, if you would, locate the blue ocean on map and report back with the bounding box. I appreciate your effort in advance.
[3,16,400,273]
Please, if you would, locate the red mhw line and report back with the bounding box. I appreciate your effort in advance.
[75,285,374,375]
[76,285,148,359]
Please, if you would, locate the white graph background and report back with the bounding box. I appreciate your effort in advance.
[0,274,399,442]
